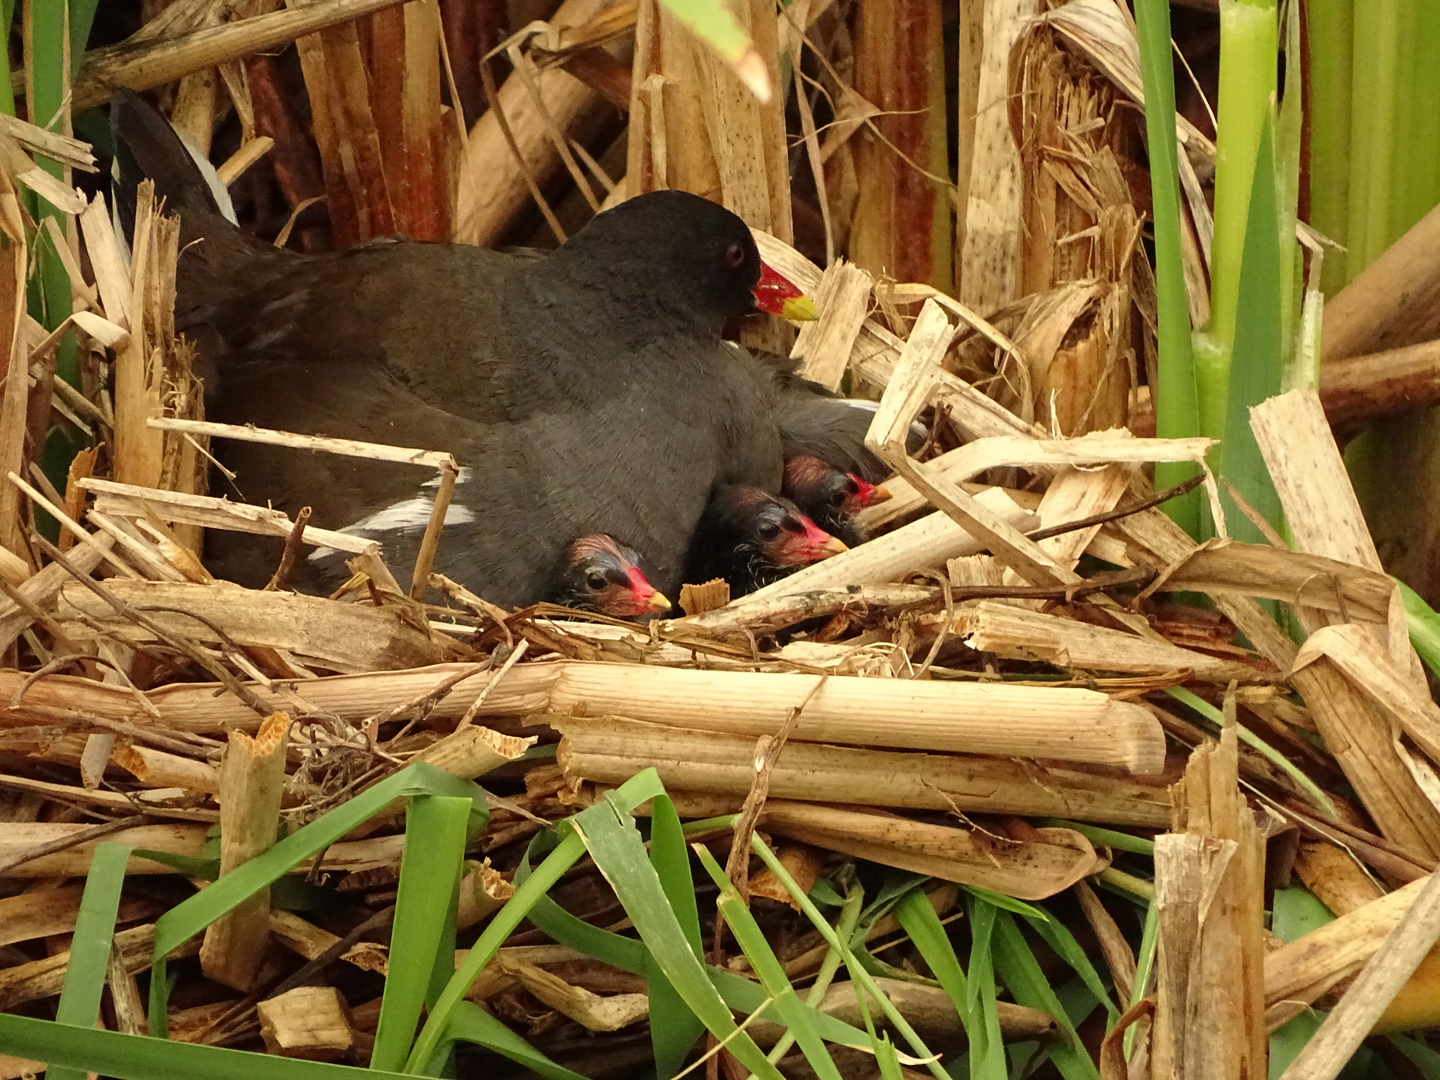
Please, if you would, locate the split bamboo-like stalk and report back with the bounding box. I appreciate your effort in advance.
[1251,390,1440,856]
[111,742,221,794]
[848,0,951,290]
[52,578,452,674]
[0,157,32,568]
[200,711,290,992]
[0,924,200,1012]
[454,0,623,246]
[758,800,1104,900]
[548,663,1165,773]
[555,715,1172,826]
[257,985,356,1060]
[960,600,1271,684]
[1150,728,1266,1078]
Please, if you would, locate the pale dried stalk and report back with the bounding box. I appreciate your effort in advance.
[555,715,1172,826]
[53,578,448,674]
[791,261,875,391]
[257,986,355,1059]
[111,742,220,793]
[1278,870,1440,1080]
[1322,198,1440,363]
[200,712,290,991]
[1151,728,1266,1079]
[148,417,456,471]
[960,600,1268,684]
[72,0,411,110]
[0,924,200,1012]
[496,955,649,1032]
[0,823,207,878]
[269,910,389,974]
[0,534,114,654]
[761,800,1104,900]
[549,663,1165,773]
[81,476,373,555]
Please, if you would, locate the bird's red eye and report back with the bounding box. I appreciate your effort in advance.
[725,242,746,268]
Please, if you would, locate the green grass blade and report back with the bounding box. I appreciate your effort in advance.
[370,795,472,1073]
[962,886,1047,920]
[1021,912,1117,1025]
[0,1015,421,1080]
[409,827,588,1070]
[654,0,770,103]
[1396,578,1440,680]
[991,912,1100,1080]
[749,835,949,1080]
[1134,0,1201,534]
[1218,116,1285,545]
[148,762,487,1034]
[696,846,844,1080]
[965,894,1006,1080]
[570,781,784,1080]
[1305,0,1352,293]
[647,794,706,1074]
[49,841,131,1080]
[1122,897,1159,1060]
[442,1002,592,1080]
[893,886,967,1015]
[1032,821,1155,857]
[1344,0,1401,273]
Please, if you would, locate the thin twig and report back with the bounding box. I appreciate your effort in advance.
[0,813,149,876]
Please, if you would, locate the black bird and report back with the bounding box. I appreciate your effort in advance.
[110,90,855,607]
[683,485,847,596]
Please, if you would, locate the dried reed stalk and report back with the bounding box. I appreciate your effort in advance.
[0,823,208,878]
[759,800,1103,899]
[257,986,355,1060]
[959,0,1038,311]
[455,0,623,245]
[1150,728,1266,1079]
[111,742,221,793]
[0,159,31,567]
[960,599,1270,683]
[548,663,1165,772]
[849,0,951,289]
[201,712,290,991]
[1251,390,1440,856]
[0,924,200,1012]
[790,261,875,391]
[53,578,452,674]
[556,714,1172,826]
[73,0,412,111]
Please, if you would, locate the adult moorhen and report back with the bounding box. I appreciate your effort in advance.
[111,91,840,607]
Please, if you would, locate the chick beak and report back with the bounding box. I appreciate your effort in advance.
[821,535,849,556]
[647,590,673,614]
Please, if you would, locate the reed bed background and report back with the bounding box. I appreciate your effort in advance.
[1,1,1440,1078]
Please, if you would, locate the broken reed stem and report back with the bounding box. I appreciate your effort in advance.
[146,417,456,470]
[1277,869,1440,1080]
[265,506,312,592]
[199,712,290,992]
[410,461,458,600]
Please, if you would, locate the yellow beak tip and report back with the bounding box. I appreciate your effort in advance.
[823,537,849,556]
[780,296,820,322]
[648,592,673,613]
[871,486,893,504]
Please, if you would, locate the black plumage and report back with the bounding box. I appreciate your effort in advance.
[111,91,846,607]
[683,485,846,596]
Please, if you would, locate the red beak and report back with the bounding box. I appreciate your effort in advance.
[621,567,671,615]
[776,514,848,566]
[842,475,893,515]
[752,263,819,321]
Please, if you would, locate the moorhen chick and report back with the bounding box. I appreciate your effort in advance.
[683,485,847,596]
[548,535,671,618]
[781,454,891,547]
[110,91,837,607]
